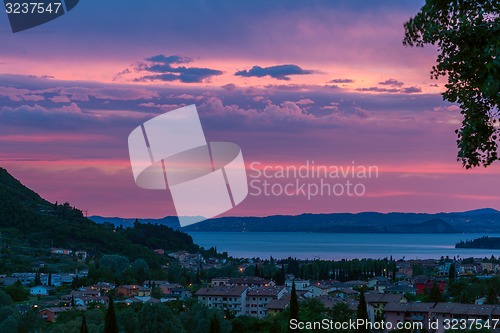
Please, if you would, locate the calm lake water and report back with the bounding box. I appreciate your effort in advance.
[186,232,500,260]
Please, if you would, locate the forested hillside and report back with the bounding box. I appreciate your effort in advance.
[0,167,197,269]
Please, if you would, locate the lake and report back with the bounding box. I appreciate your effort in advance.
[186,232,500,260]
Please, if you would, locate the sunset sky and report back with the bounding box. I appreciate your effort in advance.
[1,0,499,218]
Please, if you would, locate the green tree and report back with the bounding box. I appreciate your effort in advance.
[209,313,221,333]
[117,307,137,333]
[99,255,130,275]
[4,282,29,302]
[403,0,500,168]
[18,310,45,333]
[357,289,369,333]
[131,259,149,284]
[104,296,118,333]
[486,285,498,304]
[330,303,355,331]
[136,303,185,333]
[428,282,443,303]
[0,314,19,333]
[289,280,299,332]
[80,314,88,333]
[448,263,456,283]
[0,290,12,307]
[151,286,163,299]
[180,303,231,333]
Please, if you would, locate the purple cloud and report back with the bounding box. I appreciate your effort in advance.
[379,79,404,87]
[329,78,354,83]
[402,86,423,93]
[235,64,313,81]
[132,54,223,83]
[356,87,401,93]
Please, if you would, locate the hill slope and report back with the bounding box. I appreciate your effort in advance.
[0,168,197,267]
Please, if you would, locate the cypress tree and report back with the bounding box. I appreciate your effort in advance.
[357,289,369,333]
[289,280,299,332]
[448,263,456,283]
[104,296,118,333]
[80,314,88,333]
[209,313,221,333]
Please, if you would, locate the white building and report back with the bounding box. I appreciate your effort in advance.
[246,286,288,318]
[30,285,55,296]
[196,286,248,316]
[285,279,310,291]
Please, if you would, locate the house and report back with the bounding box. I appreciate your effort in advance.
[437,262,453,277]
[246,286,288,318]
[285,279,309,291]
[317,295,358,312]
[412,275,445,295]
[480,262,497,273]
[51,248,72,255]
[30,285,55,296]
[211,277,230,287]
[457,263,479,276]
[12,273,36,285]
[266,290,311,315]
[384,284,417,295]
[2,277,20,286]
[368,276,391,288]
[91,282,115,293]
[143,280,169,289]
[39,307,71,322]
[432,303,496,333]
[383,302,435,332]
[329,288,358,299]
[396,264,413,279]
[365,293,406,323]
[307,280,338,297]
[154,249,165,256]
[172,287,191,300]
[266,298,289,315]
[373,280,393,293]
[228,276,275,288]
[74,296,108,307]
[116,285,151,298]
[126,296,161,304]
[196,286,249,316]
[158,283,182,295]
[341,280,368,289]
[74,287,101,297]
[75,251,88,261]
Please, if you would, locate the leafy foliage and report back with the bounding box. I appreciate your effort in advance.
[136,303,185,333]
[403,0,499,168]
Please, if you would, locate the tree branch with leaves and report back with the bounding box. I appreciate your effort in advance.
[403,0,499,168]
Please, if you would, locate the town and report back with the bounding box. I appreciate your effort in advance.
[1,244,499,333]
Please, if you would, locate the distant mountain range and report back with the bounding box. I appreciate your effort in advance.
[91,208,500,234]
